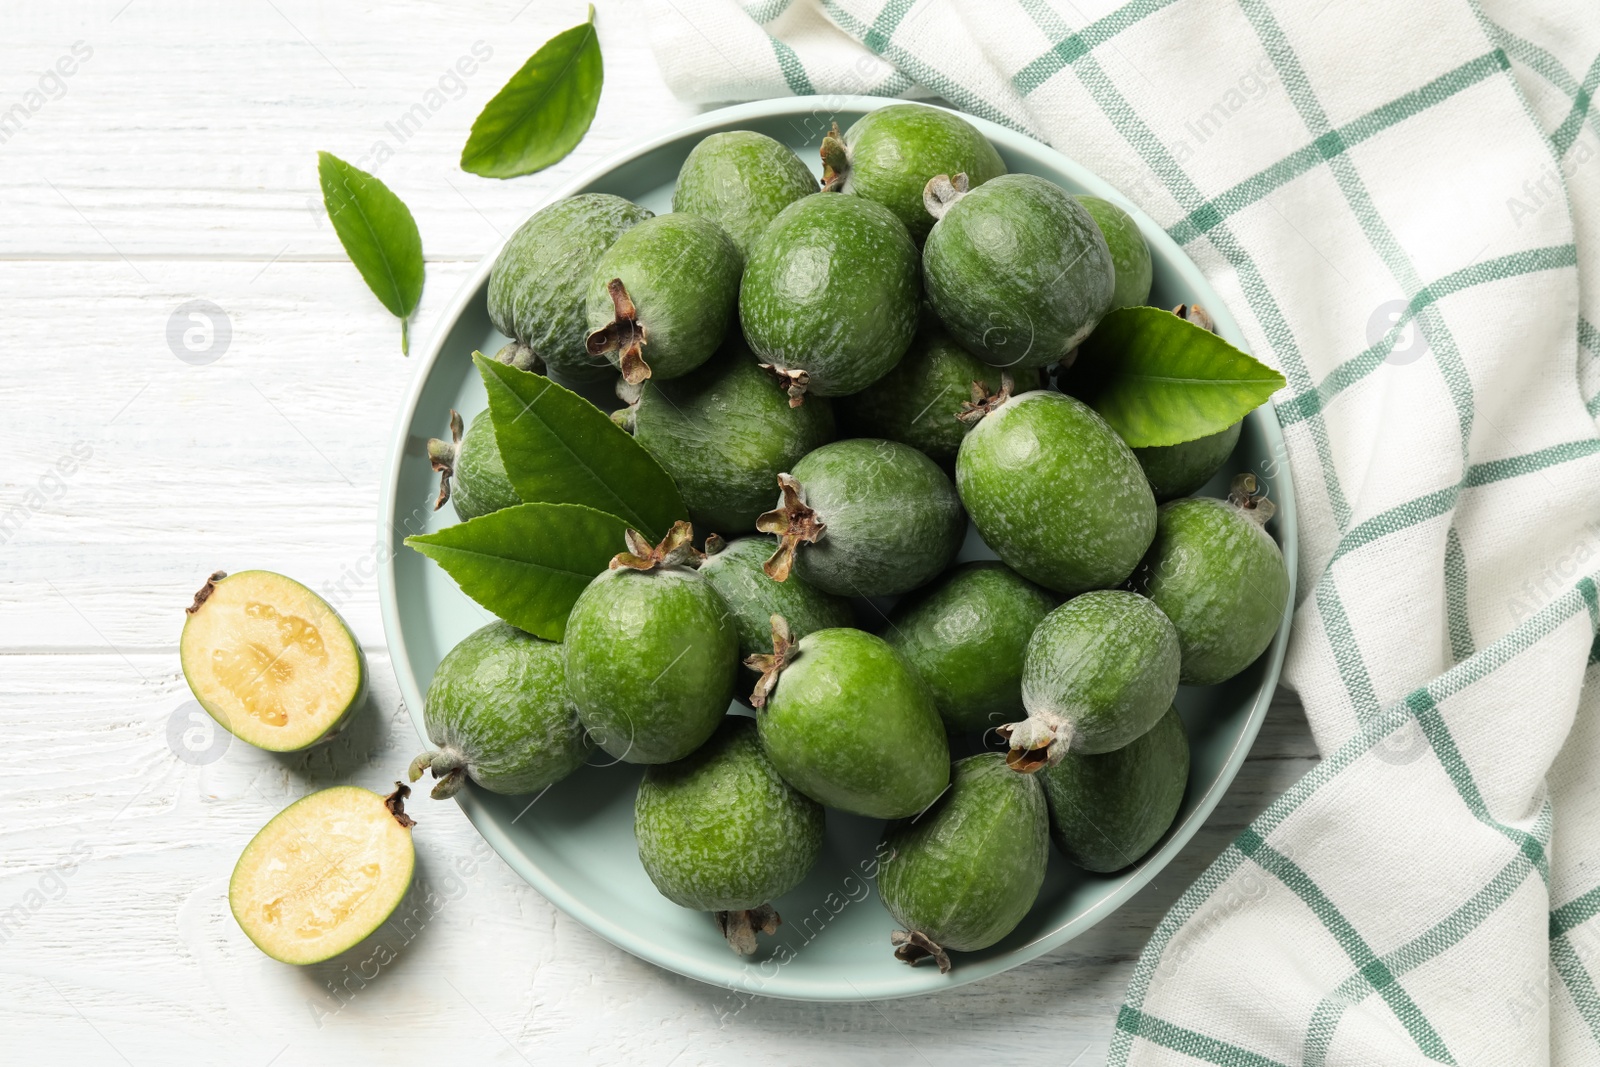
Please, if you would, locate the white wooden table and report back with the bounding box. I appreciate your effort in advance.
[1,3,1317,1062]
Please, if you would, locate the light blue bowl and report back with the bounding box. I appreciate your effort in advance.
[377,96,1296,1001]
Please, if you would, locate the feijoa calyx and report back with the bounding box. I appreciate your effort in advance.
[747,616,949,819]
[672,130,818,261]
[409,621,591,799]
[877,753,1048,972]
[563,523,738,764]
[759,438,965,597]
[230,784,416,965]
[634,716,824,954]
[427,407,521,521]
[180,570,366,752]
[1002,589,1180,771]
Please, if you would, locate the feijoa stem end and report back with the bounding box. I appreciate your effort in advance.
[1172,303,1216,333]
[956,372,1015,425]
[186,570,227,615]
[996,713,1074,773]
[744,614,796,709]
[426,409,464,510]
[409,748,469,799]
[758,363,812,407]
[922,172,970,222]
[1227,472,1276,525]
[585,279,651,384]
[493,341,545,374]
[819,122,849,192]
[715,904,782,955]
[384,782,417,827]
[610,521,704,572]
[756,474,826,581]
[890,930,951,974]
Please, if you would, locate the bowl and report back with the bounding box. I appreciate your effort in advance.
[377,96,1296,1001]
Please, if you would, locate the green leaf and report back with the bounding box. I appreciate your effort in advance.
[317,151,425,354]
[460,6,602,179]
[405,502,627,640]
[1066,306,1287,447]
[475,352,687,540]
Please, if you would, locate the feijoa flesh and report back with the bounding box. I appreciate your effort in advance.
[885,561,1056,735]
[409,622,591,799]
[1074,194,1152,310]
[488,193,653,383]
[672,130,818,261]
[748,619,948,819]
[1003,590,1180,770]
[229,784,416,965]
[955,390,1156,595]
[877,753,1048,972]
[180,570,366,752]
[634,716,824,954]
[427,408,521,521]
[585,212,742,384]
[759,438,965,598]
[923,172,1113,370]
[1133,481,1288,686]
[740,193,919,403]
[1039,704,1189,873]
[698,536,854,667]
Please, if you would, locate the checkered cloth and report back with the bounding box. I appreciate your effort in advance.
[644,1,1600,1062]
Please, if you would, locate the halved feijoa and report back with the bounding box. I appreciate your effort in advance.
[229,784,417,965]
[180,570,366,752]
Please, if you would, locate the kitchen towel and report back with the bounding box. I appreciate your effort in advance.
[645,0,1600,1063]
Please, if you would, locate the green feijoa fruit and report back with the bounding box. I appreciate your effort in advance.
[739,194,919,403]
[408,621,591,799]
[698,536,854,666]
[885,562,1056,735]
[230,784,416,965]
[563,524,739,764]
[1134,422,1242,502]
[672,130,819,261]
[1003,590,1180,770]
[748,620,948,819]
[488,193,653,383]
[1132,480,1289,686]
[835,321,1019,465]
[634,716,824,954]
[1074,195,1152,310]
[760,438,965,598]
[619,341,836,535]
[956,389,1156,595]
[586,213,742,385]
[426,408,521,521]
[923,173,1113,370]
[179,570,366,753]
[822,103,1006,242]
[1039,704,1188,873]
[877,753,1047,972]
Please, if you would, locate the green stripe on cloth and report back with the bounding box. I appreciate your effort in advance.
[768,34,816,95]
[742,0,795,23]
[1553,934,1600,1048]
[1580,315,1600,357]
[1550,51,1600,156]
[1316,578,1382,723]
[1116,1007,1293,1067]
[1445,527,1474,662]
[1552,884,1600,938]
[1464,438,1600,487]
[1486,21,1600,150]
[1168,52,1508,246]
[1011,0,1179,96]
[860,0,915,53]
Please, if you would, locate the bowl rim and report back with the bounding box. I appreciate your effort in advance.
[376,94,1297,1002]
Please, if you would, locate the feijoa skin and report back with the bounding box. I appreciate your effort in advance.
[1074,195,1152,310]
[585,213,742,384]
[1133,493,1289,686]
[877,753,1048,972]
[824,103,1006,242]
[751,625,948,819]
[1134,422,1242,502]
[488,193,653,383]
[698,537,854,665]
[1039,704,1189,873]
[762,438,965,598]
[1005,590,1180,769]
[623,342,836,535]
[428,408,521,521]
[885,562,1056,735]
[409,622,591,799]
[923,173,1114,370]
[672,131,819,261]
[564,561,738,764]
[955,390,1156,595]
[739,194,920,401]
[835,322,1013,465]
[634,717,824,954]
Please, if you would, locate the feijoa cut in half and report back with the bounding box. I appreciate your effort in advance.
[878,753,1048,973]
[634,717,824,955]
[1039,704,1189,873]
[409,621,591,799]
[180,570,365,752]
[229,784,416,965]
[672,130,819,261]
[427,408,521,521]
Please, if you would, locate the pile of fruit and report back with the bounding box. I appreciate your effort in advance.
[184,104,1289,974]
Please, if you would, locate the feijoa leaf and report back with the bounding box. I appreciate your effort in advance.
[475,353,686,540]
[405,502,627,639]
[460,6,602,179]
[317,151,425,354]
[1066,307,1286,447]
